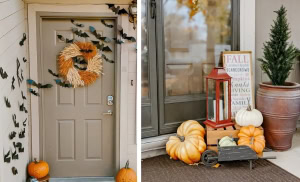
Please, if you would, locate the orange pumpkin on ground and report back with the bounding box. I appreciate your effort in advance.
[27,158,49,179]
[116,160,137,182]
[238,125,265,154]
[166,120,206,164]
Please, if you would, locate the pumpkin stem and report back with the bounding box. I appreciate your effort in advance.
[34,158,38,164]
[177,135,185,142]
[125,160,129,169]
[250,137,254,145]
[246,98,252,111]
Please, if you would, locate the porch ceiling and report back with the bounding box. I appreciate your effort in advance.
[24,0,132,5]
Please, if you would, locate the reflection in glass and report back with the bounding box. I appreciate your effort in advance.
[164,0,232,96]
[142,0,149,98]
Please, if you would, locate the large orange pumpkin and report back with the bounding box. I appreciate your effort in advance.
[166,120,206,164]
[27,158,49,179]
[238,125,265,154]
[116,160,137,182]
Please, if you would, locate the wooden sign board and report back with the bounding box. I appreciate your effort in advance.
[222,51,254,118]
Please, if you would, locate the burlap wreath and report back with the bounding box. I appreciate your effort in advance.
[58,42,103,87]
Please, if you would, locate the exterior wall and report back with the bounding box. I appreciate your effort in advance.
[0,0,29,182]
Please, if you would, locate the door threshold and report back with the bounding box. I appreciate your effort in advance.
[48,177,114,182]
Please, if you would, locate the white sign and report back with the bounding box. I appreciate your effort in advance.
[223,51,254,118]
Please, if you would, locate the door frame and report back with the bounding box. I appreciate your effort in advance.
[28,4,129,172]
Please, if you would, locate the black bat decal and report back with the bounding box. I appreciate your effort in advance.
[19,33,26,46]
[12,149,18,160]
[23,57,27,63]
[9,131,17,140]
[12,167,18,175]
[12,114,19,128]
[0,67,8,79]
[102,54,115,63]
[91,41,112,52]
[21,91,26,100]
[16,58,22,87]
[19,128,25,138]
[29,88,39,96]
[11,76,15,90]
[101,20,114,28]
[72,27,89,38]
[71,19,84,27]
[54,79,73,88]
[119,29,136,42]
[13,142,22,149]
[106,4,128,15]
[48,69,59,78]
[19,103,28,113]
[113,38,124,44]
[4,150,11,163]
[23,118,27,127]
[18,147,24,153]
[27,79,53,88]
[57,34,74,43]
[89,26,111,43]
[4,97,11,108]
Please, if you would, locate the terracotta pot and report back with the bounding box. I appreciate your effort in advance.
[256,82,300,151]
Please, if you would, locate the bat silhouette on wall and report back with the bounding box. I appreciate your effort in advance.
[9,131,16,140]
[19,103,28,113]
[113,38,125,44]
[0,67,8,79]
[102,54,114,63]
[23,57,27,63]
[19,128,25,138]
[89,26,111,43]
[12,114,19,128]
[91,41,112,52]
[54,79,73,88]
[101,20,113,28]
[119,29,136,42]
[13,142,22,149]
[71,19,84,27]
[21,91,26,100]
[29,88,40,96]
[12,149,18,160]
[19,33,26,46]
[23,118,27,127]
[12,167,18,175]
[4,97,11,108]
[16,58,22,87]
[27,79,53,88]
[72,28,89,38]
[57,34,74,43]
[18,147,24,153]
[48,69,59,77]
[11,76,15,90]
[106,4,128,15]
[4,150,11,163]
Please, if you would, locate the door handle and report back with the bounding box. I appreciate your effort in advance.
[103,110,113,115]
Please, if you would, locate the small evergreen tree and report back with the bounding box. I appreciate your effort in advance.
[258,6,300,85]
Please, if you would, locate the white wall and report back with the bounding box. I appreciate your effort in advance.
[0,0,29,181]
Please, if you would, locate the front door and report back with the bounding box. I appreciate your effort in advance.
[39,18,115,177]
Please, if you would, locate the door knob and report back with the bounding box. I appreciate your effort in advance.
[103,110,113,115]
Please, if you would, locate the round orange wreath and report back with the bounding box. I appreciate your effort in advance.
[58,42,103,87]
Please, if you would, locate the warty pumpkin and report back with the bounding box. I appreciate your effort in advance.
[219,136,237,147]
[27,158,49,179]
[238,125,265,154]
[116,160,137,182]
[166,120,206,164]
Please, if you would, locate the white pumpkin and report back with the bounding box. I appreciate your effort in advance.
[235,105,263,127]
[219,136,237,147]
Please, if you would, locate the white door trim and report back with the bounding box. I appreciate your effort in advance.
[28,4,129,170]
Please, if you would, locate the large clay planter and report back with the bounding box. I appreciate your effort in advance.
[256,82,300,151]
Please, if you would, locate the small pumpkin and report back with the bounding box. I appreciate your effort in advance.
[166,120,206,164]
[27,158,49,179]
[235,102,263,127]
[116,160,137,182]
[238,125,265,154]
[219,136,237,147]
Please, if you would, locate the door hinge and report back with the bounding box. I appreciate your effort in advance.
[150,0,156,19]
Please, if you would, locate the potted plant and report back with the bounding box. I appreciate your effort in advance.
[257,6,300,151]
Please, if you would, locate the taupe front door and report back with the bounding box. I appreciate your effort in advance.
[40,18,115,177]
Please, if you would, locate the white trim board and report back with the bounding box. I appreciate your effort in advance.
[27,4,130,171]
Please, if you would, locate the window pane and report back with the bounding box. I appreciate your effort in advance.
[164,0,232,97]
[142,0,149,98]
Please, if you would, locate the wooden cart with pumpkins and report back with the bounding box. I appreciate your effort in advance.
[201,138,276,169]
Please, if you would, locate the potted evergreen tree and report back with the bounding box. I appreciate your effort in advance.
[257,6,300,151]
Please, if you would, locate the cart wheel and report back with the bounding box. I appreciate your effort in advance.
[201,150,218,167]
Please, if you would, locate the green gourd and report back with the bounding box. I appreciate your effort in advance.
[219,136,237,147]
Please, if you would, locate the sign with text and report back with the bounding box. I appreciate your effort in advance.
[223,51,254,118]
